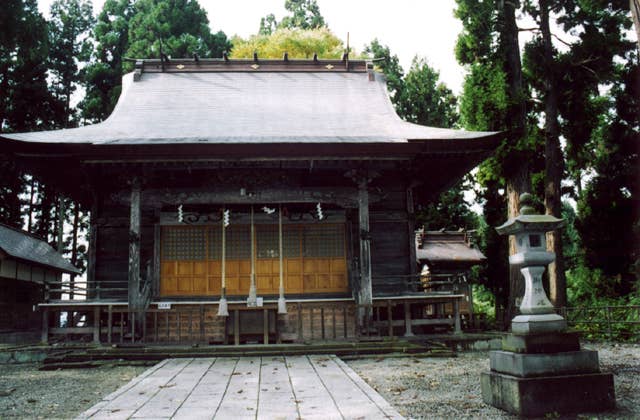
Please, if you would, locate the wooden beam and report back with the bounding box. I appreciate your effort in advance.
[128,178,141,311]
[110,186,383,209]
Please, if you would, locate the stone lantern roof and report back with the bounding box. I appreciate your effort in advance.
[496,193,565,235]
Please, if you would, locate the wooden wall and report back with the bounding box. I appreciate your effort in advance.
[91,166,416,300]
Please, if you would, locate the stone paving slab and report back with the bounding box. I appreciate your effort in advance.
[77,355,404,420]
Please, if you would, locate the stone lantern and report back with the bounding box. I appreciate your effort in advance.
[495,193,566,334]
[481,193,615,417]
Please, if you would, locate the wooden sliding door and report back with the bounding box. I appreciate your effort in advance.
[160,223,348,297]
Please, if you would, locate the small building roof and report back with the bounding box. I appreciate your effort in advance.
[0,224,80,274]
[1,58,499,146]
[416,231,486,267]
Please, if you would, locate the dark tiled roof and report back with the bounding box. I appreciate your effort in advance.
[0,224,80,274]
[416,231,486,265]
[2,59,499,146]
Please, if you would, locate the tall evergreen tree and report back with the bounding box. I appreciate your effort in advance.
[0,0,54,228]
[81,0,133,122]
[259,0,326,35]
[126,0,231,60]
[48,0,94,127]
[455,0,540,324]
[396,57,458,128]
[364,39,405,105]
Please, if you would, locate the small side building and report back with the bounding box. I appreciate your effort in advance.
[416,230,486,328]
[0,224,79,343]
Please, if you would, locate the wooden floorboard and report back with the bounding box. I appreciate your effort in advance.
[77,355,404,419]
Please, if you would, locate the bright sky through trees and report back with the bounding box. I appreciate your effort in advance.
[38,0,467,93]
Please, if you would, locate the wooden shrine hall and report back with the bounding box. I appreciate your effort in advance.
[1,57,501,345]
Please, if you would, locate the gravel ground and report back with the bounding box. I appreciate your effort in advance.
[347,342,640,419]
[0,364,147,419]
[0,343,636,419]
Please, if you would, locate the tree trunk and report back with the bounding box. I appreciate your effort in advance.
[505,169,530,324]
[540,0,567,309]
[69,202,80,300]
[27,177,36,232]
[502,0,531,326]
[631,0,640,50]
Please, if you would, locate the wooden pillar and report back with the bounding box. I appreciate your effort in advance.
[454,298,462,334]
[93,306,101,344]
[128,179,141,311]
[406,186,418,283]
[404,301,414,337]
[41,308,49,344]
[358,179,372,309]
[87,197,98,299]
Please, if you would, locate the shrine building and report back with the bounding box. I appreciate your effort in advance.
[1,57,500,344]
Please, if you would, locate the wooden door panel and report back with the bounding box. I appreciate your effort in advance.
[193,277,208,294]
[208,276,221,292]
[161,277,177,294]
[177,261,192,275]
[177,277,193,293]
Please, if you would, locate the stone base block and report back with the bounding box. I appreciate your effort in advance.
[511,314,567,334]
[489,350,599,377]
[481,371,615,417]
[502,331,581,353]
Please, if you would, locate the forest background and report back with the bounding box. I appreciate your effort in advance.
[1,0,638,331]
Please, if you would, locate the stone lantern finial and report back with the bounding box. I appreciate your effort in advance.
[518,192,536,215]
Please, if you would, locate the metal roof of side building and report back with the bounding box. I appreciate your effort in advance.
[416,230,486,266]
[0,224,80,274]
[0,58,500,146]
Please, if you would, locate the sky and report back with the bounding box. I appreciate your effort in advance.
[37,0,467,93]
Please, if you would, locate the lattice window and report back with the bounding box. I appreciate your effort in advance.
[303,225,345,258]
[161,227,206,260]
[225,225,251,259]
[283,225,301,257]
[257,225,279,258]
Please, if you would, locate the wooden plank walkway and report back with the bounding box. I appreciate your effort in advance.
[76,355,404,420]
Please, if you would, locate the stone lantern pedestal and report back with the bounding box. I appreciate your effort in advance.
[481,194,615,417]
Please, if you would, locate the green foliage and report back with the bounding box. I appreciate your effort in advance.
[0,0,56,132]
[48,0,95,127]
[472,283,496,325]
[454,0,499,65]
[459,63,507,132]
[80,0,133,121]
[81,0,133,122]
[126,0,231,60]
[259,0,326,35]
[280,0,326,30]
[417,179,478,231]
[396,57,458,128]
[230,27,343,59]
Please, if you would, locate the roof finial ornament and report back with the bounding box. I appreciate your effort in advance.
[313,53,318,62]
[253,51,259,62]
[193,53,199,62]
[223,51,229,62]
[283,52,289,62]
